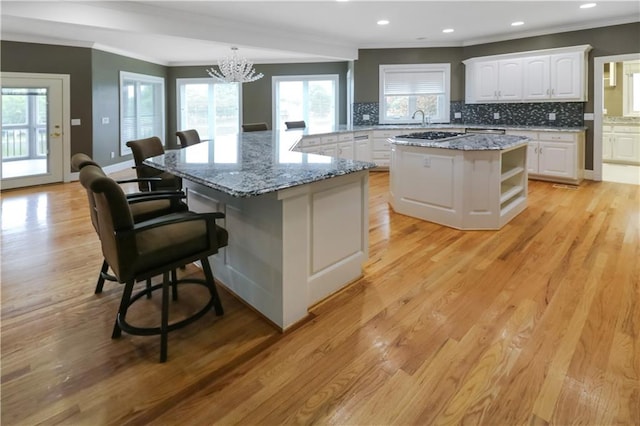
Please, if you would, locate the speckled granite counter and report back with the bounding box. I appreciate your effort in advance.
[144,131,377,198]
[389,133,528,151]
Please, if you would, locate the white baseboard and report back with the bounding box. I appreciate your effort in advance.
[69,159,134,181]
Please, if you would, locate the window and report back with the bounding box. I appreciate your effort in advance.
[379,64,450,124]
[273,75,339,130]
[120,71,165,155]
[623,61,640,117]
[176,78,241,140]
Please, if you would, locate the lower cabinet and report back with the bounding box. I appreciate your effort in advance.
[603,124,640,165]
[508,130,584,184]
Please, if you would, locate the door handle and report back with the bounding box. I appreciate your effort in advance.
[50,132,62,137]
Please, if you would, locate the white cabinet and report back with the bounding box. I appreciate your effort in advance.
[354,132,371,162]
[523,52,585,101]
[508,130,585,184]
[469,59,523,102]
[465,45,591,103]
[603,124,640,165]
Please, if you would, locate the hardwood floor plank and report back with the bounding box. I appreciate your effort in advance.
[1,173,638,425]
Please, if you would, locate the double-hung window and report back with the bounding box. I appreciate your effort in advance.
[120,71,165,155]
[379,63,450,124]
[176,78,241,139]
[273,75,339,130]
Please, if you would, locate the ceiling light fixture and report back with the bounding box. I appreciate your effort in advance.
[511,21,524,26]
[580,3,597,8]
[377,19,390,25]
[442,28,454,33]
[206,47,263,84]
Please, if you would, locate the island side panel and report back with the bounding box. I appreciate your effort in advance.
[279,171,370,311]
[185,183,287,329]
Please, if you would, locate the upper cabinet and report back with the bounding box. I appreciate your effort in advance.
[464,45,591,104]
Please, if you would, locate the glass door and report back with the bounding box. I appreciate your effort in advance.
[1,75,64,189]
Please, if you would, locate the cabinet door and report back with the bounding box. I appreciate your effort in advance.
[354,140,371,162]
[498,59,523,101]
[474,61,500,102]
[550,52,583,100]
[527,142,539,174]
[318,144,337,158]
[337,142,354,159]
[523,56,550,100]
[612,133,640,163]
[538,141,576,179]
[603,134,614,160]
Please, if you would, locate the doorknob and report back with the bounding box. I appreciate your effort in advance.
[50,132,62,137]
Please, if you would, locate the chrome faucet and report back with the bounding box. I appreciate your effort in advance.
[412,109,425,125]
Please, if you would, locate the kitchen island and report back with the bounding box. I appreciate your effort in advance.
[145,130,377,330]
[389,132,529,230]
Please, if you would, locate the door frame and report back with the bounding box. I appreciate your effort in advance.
[1,72,71,188]
[593,53,640,181]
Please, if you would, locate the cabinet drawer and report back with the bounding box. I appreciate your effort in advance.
[338,133,354,142]
[373,151,391,160]
[373,130,398,138]
[602,125,614,132]
[612,126,640,134]
[373,139,390,150]
[507,131,538,138]
[538,132,576,142]
[321,135,339,143]
[302,137,321,146]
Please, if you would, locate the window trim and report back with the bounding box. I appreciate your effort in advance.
[272,74,340,130]
[176,77,242,138]
[119,71,165,156]
[378,63,451,124]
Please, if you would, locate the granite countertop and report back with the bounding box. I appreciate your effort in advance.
[389,134,529,151]
[144,131,377,198]
[293,123,587,137]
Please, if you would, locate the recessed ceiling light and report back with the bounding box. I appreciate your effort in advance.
[580,3,597,8]
[511,21,524,26]
[377,19,390,25]
[442,28,454,33]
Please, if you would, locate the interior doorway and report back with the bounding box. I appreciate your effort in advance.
[1,72,70,190]
[593,54,640,185]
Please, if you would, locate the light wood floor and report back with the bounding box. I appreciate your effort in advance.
[1,171,638,425]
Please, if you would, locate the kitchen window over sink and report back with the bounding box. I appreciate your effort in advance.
[379,63,450,124]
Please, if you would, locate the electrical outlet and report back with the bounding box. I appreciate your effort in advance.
[548,113,556,121]
[454,112,462,119]
[110,152,115,159]
[493,112,500,119]
[362,114,370,121]
[102,117,110,124]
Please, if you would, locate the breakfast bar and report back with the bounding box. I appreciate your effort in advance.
[389,132,529,230]
[144,131,377,330]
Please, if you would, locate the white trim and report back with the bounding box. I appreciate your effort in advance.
[593,53,640,182]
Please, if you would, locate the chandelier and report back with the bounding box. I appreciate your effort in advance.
[206,47,264,83]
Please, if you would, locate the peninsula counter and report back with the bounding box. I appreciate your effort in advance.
[389,133,529,230]
[145,130,377,330]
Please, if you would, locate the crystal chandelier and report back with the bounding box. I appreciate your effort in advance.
[206,47,264,83]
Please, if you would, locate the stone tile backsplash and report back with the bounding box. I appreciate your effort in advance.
[353,101,585,127]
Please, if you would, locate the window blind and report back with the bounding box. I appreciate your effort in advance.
[383,70,445,95]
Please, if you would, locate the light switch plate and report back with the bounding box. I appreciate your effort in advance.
[362,114,370,120]
[584,113,594,120]
[71,118,81,126]
[102,117,110,124]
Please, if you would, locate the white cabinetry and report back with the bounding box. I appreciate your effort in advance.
[602,124,640,165]
[470,59,523,102]
[523,52,584,101]
[508,130,585,184]
[354,132,371,162]
[390,143,527,230]
[465,45,591,104]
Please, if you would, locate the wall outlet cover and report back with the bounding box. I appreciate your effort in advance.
[493,112,500,119]
[548,113,556,120]
[584,113,594,120]
[454,112,462,118]
[362,114,370,120]
[71,118,81,126]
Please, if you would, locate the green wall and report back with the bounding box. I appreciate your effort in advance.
[2,21,639,171]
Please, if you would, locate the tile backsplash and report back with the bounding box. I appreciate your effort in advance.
[353,101,585,127]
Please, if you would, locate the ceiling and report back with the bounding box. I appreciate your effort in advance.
[2,1,639,66]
